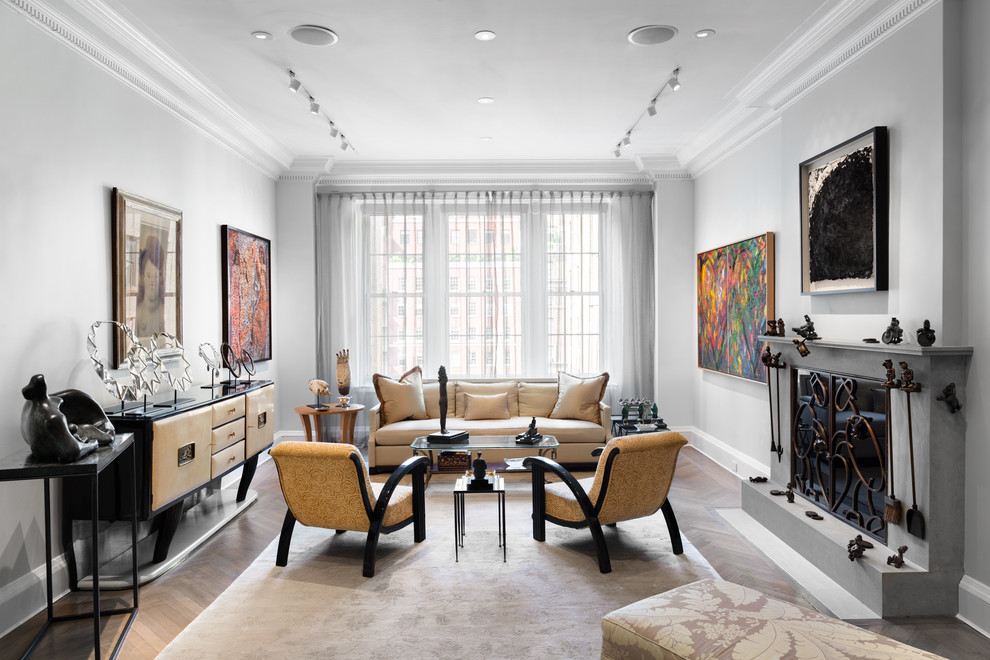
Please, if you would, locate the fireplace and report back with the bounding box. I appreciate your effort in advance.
[742,336,972,617]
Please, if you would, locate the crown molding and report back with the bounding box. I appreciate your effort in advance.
[681,0,938,178]
[279,157,333,182]
[316,160,655,190]
[633,155,690,181]
[5,0,290,180]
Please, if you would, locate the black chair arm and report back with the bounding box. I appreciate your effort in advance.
[522,456,597,524]
[591,447,604,458]
[371,455,430,522]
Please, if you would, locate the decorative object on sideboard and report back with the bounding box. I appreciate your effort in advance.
[899,361,925,539]
[151,331,194,407]
[847,534,874,561]
[87,320,152,406]
[308,379,332,411]
[793,338,811,357]
[887,545,908,568]
[21,374,103,462]
[516,417,544,445]
[240,348,256,384]
[222,225,272,362]
[748,476,767,483]
[336,349,351,397]
[882,360,902,525]
[916,320,936,347]
[882,317,903,344]
[199,342,222,389]
[220,342,244,384]
[427,366,469,443]
[805,511,823,520]
[792,314,819,340]
[112,188,183,368]
[761,346,786,462]
[785,482,795,503]
[863,338,879,343]
[698,232,774,382]
[937,382,962,413]
[799,126,888,295]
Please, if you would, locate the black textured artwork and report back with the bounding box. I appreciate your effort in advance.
[807,145,874,283]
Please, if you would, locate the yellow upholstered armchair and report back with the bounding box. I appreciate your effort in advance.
[270,441,429,577]
[523,431,688,573]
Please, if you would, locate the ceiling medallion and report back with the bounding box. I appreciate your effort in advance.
[627,25,678,46]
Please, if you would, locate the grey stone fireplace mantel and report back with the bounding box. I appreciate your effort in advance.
[742,336,973,617]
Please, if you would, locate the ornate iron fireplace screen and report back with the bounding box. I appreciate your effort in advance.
[792,370,888,542]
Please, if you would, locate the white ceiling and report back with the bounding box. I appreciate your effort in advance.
[47,0,902,174]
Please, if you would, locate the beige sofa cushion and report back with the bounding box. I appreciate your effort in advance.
[463,393,510,420]
[519,382,559,417]
[550,371,609,424]
[372,366,428,425]
[423,380,456,419]
[454,381,519,417]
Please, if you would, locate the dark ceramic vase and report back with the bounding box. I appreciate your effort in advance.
[21,374,100,463]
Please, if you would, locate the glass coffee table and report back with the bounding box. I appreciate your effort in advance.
[410,434,559,484]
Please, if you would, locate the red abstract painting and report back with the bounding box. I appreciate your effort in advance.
[222,226,272,361]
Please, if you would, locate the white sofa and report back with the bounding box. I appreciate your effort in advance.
[368,378,611,471]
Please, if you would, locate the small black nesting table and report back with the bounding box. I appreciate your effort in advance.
[0,434,138,659]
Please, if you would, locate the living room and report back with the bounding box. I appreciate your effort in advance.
[2,0,990,657]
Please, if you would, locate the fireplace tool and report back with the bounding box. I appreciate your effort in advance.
[882,360,901,523]
[900,361,926,539]
[761,347,786,461]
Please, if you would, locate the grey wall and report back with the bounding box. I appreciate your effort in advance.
[0,12,278,635]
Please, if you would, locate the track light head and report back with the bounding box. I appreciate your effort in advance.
[622,132,631,146]
[340,137,350,151]
[613,146,622,158]
[667,68,681,92]
[329,122,339,138]
[309,97,320,114]
[288,70,301,93]
[647,100,657,117]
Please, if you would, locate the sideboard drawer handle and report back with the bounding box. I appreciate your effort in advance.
[228,407,237,414]
[228,431,236,438]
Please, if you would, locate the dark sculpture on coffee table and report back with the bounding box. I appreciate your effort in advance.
[427,366,468,443]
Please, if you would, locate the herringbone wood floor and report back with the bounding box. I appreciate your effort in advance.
[2,446,988,658]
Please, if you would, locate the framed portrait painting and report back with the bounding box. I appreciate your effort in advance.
[112,188,182,367]
[698,232,774,383]
[222,225,272,362]
[799,126,888,294]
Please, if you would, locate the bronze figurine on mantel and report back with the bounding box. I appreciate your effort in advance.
[792,314,820,340]
[937,382,963,413]
[793,338,811,357]
[916,320,936,347]
[765,318,787,337]
[882,317,904,345]
[887,545,908,568]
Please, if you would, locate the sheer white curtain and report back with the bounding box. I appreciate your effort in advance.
[315,190,654,423]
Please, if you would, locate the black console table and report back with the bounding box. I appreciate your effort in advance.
[0,434,138,659]
[61,380,274,588]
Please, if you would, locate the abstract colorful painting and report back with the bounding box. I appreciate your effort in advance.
[222,226,272,362]
[698,232,774,382]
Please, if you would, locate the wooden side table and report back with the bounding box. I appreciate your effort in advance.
[295,403,365,444]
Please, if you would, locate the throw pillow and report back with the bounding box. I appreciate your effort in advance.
[518,382,559,417]
[463,393,511,420]
[372,366,428,425]
[549,371,609,424]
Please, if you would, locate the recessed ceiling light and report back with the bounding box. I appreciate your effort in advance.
[695,28,716,39]
[477,97,495,104]
[251,31,272,40]
[480,136,493,142]
[475,30,496,41]
[627,25,678,46]
[289,25,338,46]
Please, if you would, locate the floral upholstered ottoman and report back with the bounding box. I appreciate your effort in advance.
[601,578,944,659]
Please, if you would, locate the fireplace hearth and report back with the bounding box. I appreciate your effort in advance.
[742,336,972,617]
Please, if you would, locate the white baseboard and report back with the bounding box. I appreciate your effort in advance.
[959,575,990,639]
[1,430,293,640]
[0,553,71,639]
[677,425,769,479]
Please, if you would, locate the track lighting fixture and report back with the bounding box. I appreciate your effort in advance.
[667,68,681,92]
[613,145,622,158]
[622,132,631,146]
[287,68,354,150]
[647,99,657,117]
[609,66,681,156]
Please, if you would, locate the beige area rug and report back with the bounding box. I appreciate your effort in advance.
[158,478,718,660]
